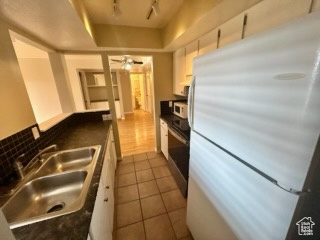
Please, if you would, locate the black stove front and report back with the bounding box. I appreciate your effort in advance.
[168,125,190,198]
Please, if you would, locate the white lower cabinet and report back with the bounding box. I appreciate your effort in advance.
[88,130,115,240]
[160,119,168,160]
[89,178,113,240]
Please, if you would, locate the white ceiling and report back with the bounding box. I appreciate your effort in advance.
[83,0,184,28]
[0,0,96,50]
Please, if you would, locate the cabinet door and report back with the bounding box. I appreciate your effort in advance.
[245,0,312,37]
[160,126,168,160]
[105,164,115,231]
[103,140,114,189]
[219,13,245,48]
[89,178,112,240]
[101,146,110,188]
[109,131,117,171]
[312,0,320,12]
[198,28,218,56]
[173,48,186,96]
[185,40,198,77]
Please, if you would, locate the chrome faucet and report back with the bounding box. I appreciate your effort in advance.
[13,145,58,179]
[24,145,58,171]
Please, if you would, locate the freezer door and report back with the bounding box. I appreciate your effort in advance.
[188,132,299,240]
[192,13,320,191]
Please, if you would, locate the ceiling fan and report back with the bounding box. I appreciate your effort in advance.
[110,56,143,70]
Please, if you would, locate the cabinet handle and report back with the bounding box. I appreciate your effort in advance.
[104,198,108,202]
[105,186,110,189]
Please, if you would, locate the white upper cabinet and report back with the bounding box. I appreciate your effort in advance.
[312,0,320,12]
[185,40,199,77]
[173,47,186,96]
[219,13,245,48]
[198,28,219,56]
[172,0,314,96]
[244,0,312,37]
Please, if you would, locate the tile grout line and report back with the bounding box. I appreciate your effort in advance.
[133,155,147,240]
[156,169,179,240]
[116,152,183,239]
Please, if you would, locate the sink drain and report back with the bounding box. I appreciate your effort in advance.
[47,201,65,213]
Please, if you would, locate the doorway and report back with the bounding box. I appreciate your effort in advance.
[108,55,155,156]
[130,73,146,111]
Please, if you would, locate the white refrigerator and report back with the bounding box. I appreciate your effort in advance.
[187,12,320,240]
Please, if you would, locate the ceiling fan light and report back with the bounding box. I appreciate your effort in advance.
[124,63,132,70]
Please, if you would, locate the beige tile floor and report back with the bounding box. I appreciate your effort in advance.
[115,152,194,240]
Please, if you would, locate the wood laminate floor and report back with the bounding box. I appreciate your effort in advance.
[117,110,155,156]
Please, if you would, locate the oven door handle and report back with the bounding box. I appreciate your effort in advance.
[168,127,188,145]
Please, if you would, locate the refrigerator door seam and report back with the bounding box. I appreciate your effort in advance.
[192,129,309,196]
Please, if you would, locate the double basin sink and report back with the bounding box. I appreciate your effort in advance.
[1,145,101,229]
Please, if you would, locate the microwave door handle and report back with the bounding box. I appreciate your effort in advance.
[168,127,188,145]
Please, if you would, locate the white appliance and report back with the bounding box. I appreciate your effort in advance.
[173,102,188,119]
[187,13,320,240]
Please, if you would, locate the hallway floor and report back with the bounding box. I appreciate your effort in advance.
[117,110,155,156]
[115,151,193,240]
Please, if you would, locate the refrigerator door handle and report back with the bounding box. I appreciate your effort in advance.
[276,182,310,195]
[188,76,196,129]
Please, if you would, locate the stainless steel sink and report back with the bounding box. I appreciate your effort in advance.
[1,145,101,228]
[34,147,97,177]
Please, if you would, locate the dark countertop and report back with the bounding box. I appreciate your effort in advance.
[12,120,112,240]
[160,114,191,141]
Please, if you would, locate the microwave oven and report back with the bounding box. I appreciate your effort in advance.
[173,102,188,119]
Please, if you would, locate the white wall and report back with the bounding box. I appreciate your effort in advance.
[48,53,75,112]
[63,55,103,111]
[0,20,36,140]
[119,70,133,113]
[18,57,62,124]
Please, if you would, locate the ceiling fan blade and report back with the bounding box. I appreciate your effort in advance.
[111,59,123,63]
[133,61,143,64]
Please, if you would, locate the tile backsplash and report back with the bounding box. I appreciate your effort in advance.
[0,111,109,186]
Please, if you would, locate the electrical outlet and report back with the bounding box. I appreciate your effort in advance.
[32,127,40,140]
[169,101,172,107]
[102,114,112,121]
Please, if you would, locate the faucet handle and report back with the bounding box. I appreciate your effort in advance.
[15,154,25,163]
[13,154,25,179]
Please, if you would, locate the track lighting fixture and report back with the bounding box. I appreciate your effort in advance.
[113,0,121,17]
[147,0,160,20]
